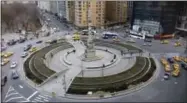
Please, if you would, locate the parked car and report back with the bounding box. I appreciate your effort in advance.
[3,52,14,58]
[50,39,57,44]
[181,63,187,70]
[11,70,19,79]
[18,38,26,43]
[29,47,37,53]
[21,52,28,58]
[1,46,7,52]
[1,76,7,86]
[1,59,10,66]
[167,58,174,64]
[36,40,43,44]
[24,44,32,51]
[10,62,17,68]
[7,39,17,46]
[163,72,170,80]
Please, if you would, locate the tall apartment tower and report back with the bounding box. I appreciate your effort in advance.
[74,1,105,28]
[66,1,75,23]
[105,1,127,26]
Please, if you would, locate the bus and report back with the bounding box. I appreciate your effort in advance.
[129,30,145,39]
[102,32,118,39]
[154,34,175,40]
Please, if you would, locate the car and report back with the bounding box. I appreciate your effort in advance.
[24,44,32,51]
[73,34,80,41]
[21,52,28,58]
[18,38,26,43]
[113,37,120,42]
[163,72,170,80]
[181,63,187,70]
[1,76,7,86]
[0,52,5,57]
[7,39,17,46]
[29,47,37,53]
[1,59,10,66]
[10,62,17,68]
[1,46,7,52]
[174,41,181,47]
[3,52,13,58]
[172,69,180,77]
[11,70,19,79]
[183,57,187,63]
[167,58,174,64]
[161,40,169,44]
[36,40,43,44]
[127,38,136,43]
[173,56,181,61]
[50,39,57,44]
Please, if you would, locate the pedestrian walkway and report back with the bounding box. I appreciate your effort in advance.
[29,93,52,102]
[4,86,29,102]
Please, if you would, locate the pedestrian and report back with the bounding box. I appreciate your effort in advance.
[121,50,123,56]
[103,64,105,68]
[114,54,116,59]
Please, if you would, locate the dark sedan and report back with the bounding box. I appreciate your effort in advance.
[167,58,174,64]
[36,40,43,44]
[24,44,32,51]
[181,63,187,70]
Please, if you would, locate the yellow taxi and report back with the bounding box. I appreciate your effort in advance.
[113,37,120,42]
[164,64,171,72]
[161,40,169,44]
[29,47,37,53]
[73,33,80,41]
[3,52,14,58]
[172,69,180,77]
[0,52,5,57]
[173,56,181,61]
[173,63,179,69]
[183,57,187,63]
[174,41,181,47]
[1,58,10,66]
[160,58,168,65]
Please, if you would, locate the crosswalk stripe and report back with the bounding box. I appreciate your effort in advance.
[33,98,43,102]
[38,95,50,99]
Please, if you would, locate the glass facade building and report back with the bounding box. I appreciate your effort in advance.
[131,1,180,35]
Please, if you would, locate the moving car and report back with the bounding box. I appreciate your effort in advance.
[18,38,26,43]
[7,39,17,46]
[36,40,43,44]
[11,70,19,79]
[3,52,13,58]
[163,72,170,80]
[24,44,32,51]
[160,40,169,44]
[181,63,187,70]
[174,41,181,47]
[1,76,7,86]
[127,38,136,43]
[21,52,28,58]
[113,37,120,42]
[173,56,181,62]
[143,43,152,46]
[29,47,37,53]
[167,58,174,64]
[164,64,171,72]
[1,59,10,66]
[73,33,80,41]
[50,39,57,44]
[1,46,7,52]
[10,62,17,68]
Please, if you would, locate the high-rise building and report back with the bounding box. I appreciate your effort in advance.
[74,1,105,28]
[105,1,127,26]
[66,1,75,23]
[132,1,180,35]
[37,1,50,12]
[127,1,133,23]
[57,1,66,19]
[50,1,58,14]
[176,2,187,35]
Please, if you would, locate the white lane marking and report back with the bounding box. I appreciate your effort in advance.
[38,95,51,99]
[19,85,23,88]
[43,99,49,102]
[18,100,29,102]
[33,98,44,102]
[35,96,41,99]
[5,86,15,98]
[5,97,24,102]
[6,93,19,98]
[26,91,38,101]
[42,94,52,98]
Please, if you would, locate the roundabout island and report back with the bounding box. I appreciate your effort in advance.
[22,26,158,99]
